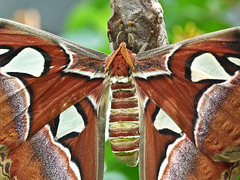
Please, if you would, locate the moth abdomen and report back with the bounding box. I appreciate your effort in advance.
[109,78,140,167]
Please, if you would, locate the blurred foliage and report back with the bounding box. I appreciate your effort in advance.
[60,0,240,179]
[61,0,111,53]
[160,0,240,42]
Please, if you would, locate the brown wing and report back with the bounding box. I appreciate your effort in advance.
[139,97,239,179]
[134,27,240,162]
[0,18,108,179]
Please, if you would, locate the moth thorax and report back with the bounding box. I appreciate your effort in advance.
[109,75,140,167]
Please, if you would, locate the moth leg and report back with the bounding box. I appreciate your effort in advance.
[107,29,113,43]
[107,29,114,52]
[139,30,154,53]
[116,19,124,45]
[127,21,135,51]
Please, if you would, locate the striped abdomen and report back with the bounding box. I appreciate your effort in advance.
[109,76,140,166]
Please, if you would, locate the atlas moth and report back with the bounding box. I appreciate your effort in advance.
[0,5,239,180]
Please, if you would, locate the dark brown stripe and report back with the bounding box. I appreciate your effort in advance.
[111,82,134,89]
[112,91,135,99]
[109,126,140,137]
[111,101,138,109]
[110,114,139,122]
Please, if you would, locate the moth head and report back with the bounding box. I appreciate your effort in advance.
[105,42,135,76]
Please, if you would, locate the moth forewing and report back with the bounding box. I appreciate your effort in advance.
[133,26,240,164]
